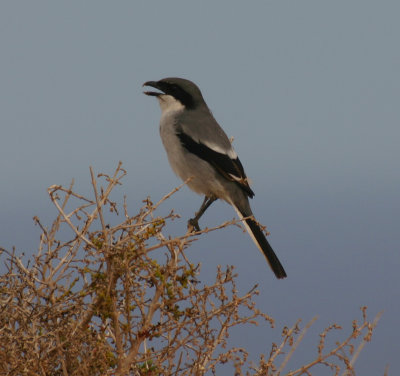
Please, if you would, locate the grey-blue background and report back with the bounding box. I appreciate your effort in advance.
[1,1,399,374]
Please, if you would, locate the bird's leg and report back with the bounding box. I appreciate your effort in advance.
[188,196,217,232]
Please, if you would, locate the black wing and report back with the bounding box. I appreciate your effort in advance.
[177,131,254,198]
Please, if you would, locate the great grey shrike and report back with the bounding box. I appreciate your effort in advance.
[143,77,287,279]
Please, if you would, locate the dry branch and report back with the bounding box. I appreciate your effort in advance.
[0,164,383,375]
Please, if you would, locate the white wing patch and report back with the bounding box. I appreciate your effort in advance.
[200,140,238,159]
[228,173,251,185]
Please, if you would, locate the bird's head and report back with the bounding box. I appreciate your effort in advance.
[143,77,205,111]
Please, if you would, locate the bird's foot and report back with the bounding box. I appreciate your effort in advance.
[187,218,201,232]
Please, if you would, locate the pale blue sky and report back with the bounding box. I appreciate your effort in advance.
[1,1,399,374]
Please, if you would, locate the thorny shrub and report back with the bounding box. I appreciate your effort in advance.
[0,163,383,375]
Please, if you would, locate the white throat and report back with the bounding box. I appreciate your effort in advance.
[157,94,185,115]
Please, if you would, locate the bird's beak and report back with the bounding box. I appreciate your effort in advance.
[143,81,163,96]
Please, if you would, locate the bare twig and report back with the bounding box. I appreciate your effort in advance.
[0,164,385,376]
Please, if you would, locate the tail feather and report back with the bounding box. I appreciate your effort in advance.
[233,206,287,279]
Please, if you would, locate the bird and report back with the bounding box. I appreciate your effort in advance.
[143,77,287,279]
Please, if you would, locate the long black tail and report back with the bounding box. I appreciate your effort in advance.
[234,206,287,279]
